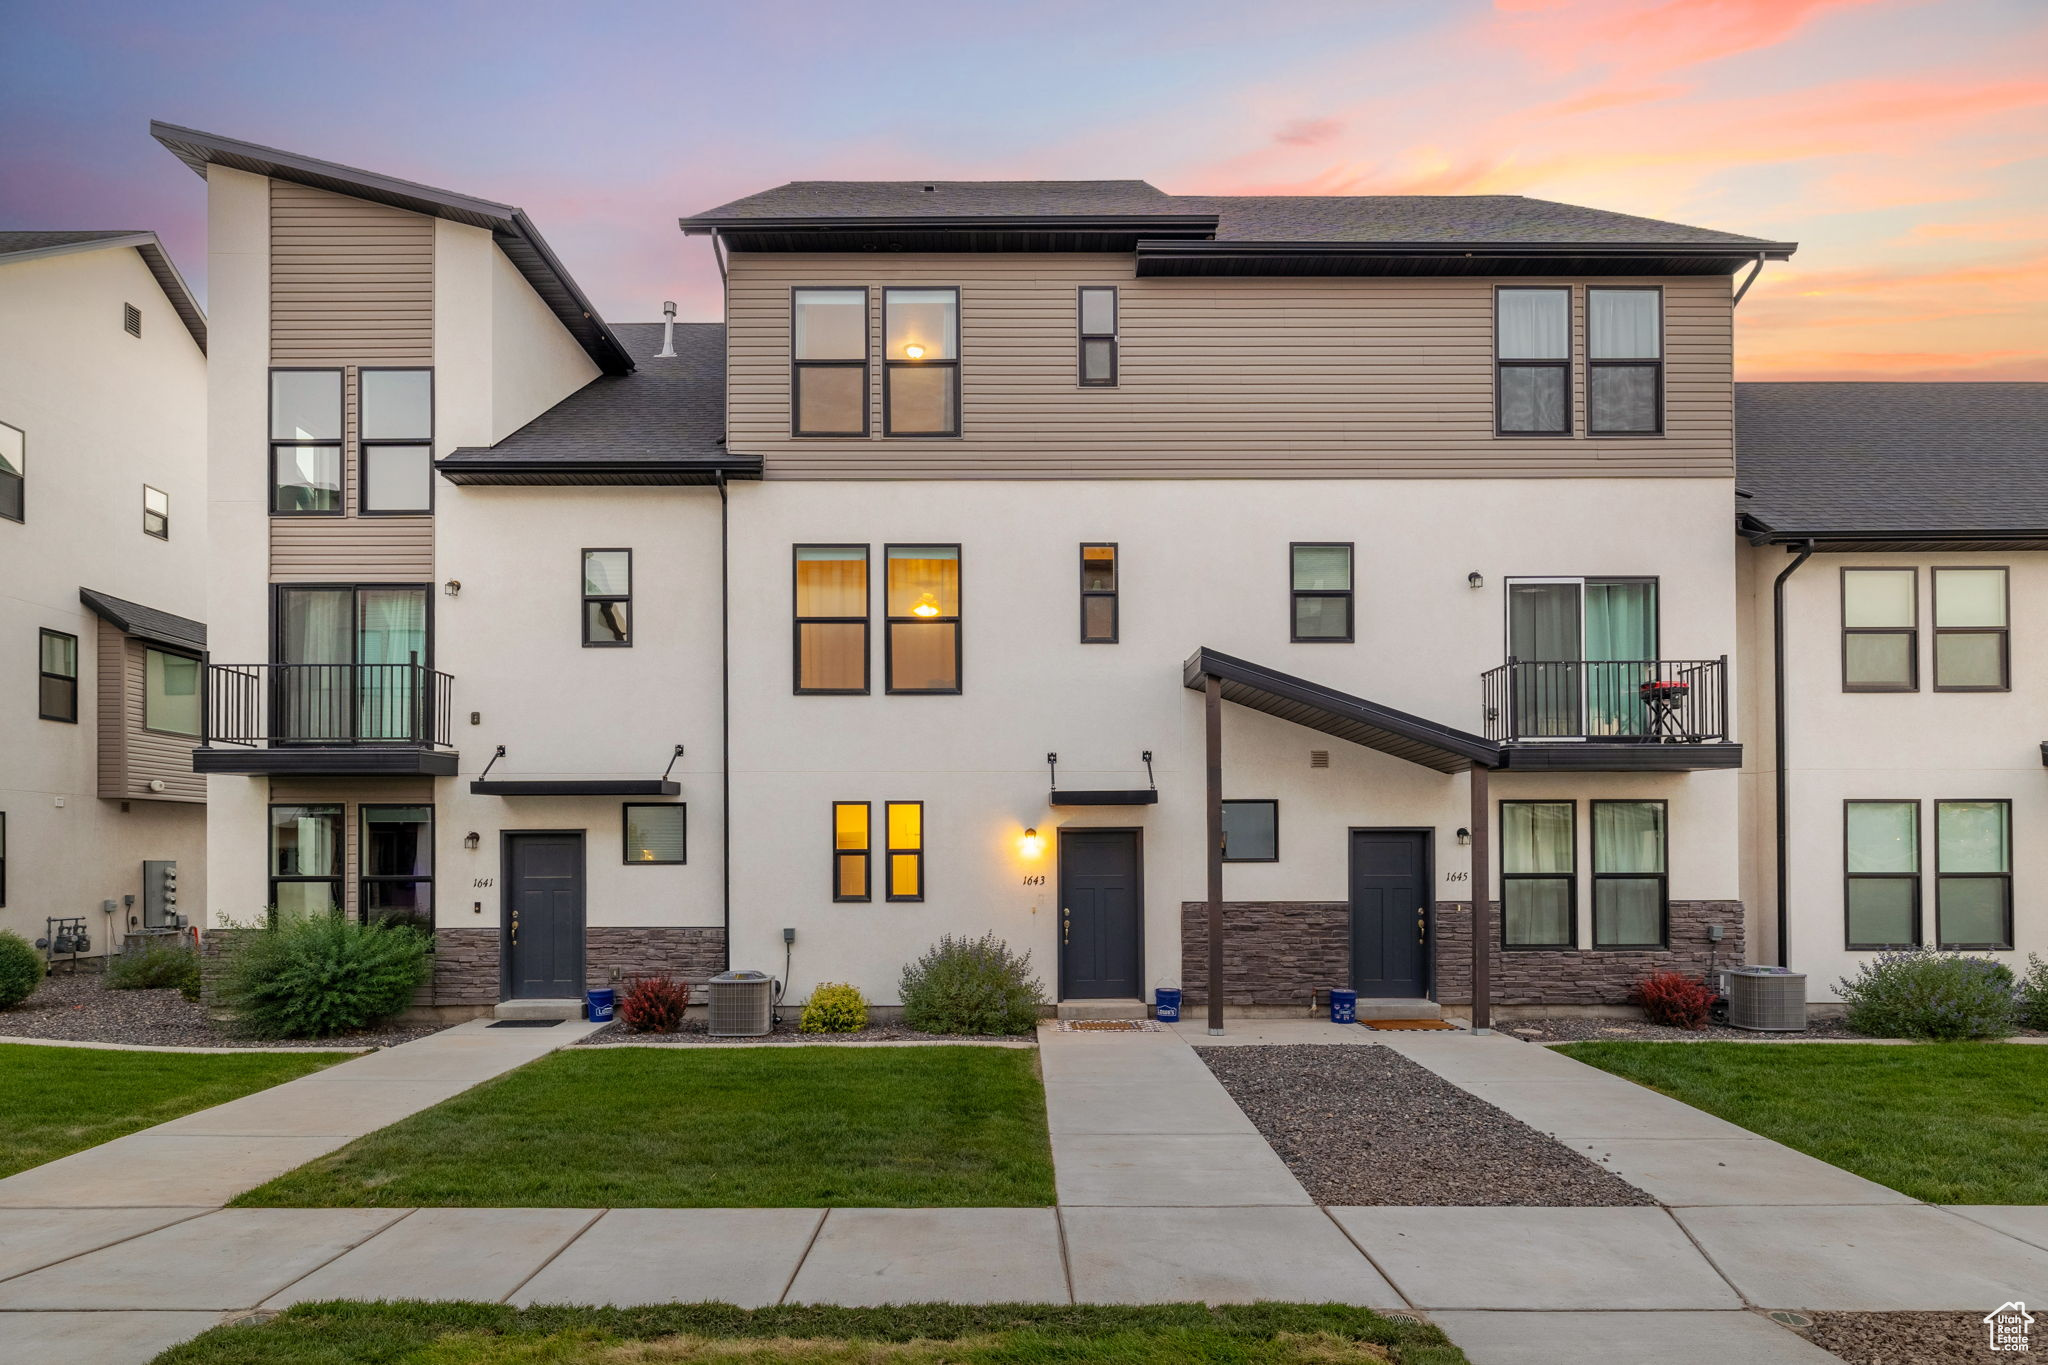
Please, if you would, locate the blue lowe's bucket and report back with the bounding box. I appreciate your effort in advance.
[1154,987,1182,1023]
[585,988,615,1023]
[1329,988,1357,1024]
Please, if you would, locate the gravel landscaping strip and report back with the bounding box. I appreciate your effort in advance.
[0,971,446,1049]
[577,1016,1030,1046]
[1197,1043,1655,1207]
[1803,1310,2025,1364]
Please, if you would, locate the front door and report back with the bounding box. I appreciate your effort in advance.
[504,831,584,999]
[1059,829,1141,1000]
[1350,829,1430,998]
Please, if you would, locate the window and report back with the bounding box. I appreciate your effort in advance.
[1080,544,1118,643]
[271,804,343,917]
[38,628,77,722]
[886,801,924,901]
[624,804,686,865]
[1290,543,1353,642]
[1496,287,1570,435]
[0,420,20,522]
[582,549,632,647]
[360,805,432,930]
[274,585,430,741]
[1936,800,2010,949]
[1502,800,1575,947]
[1842,568,1916,691]
[883,287,959,436]
[143,485,170,539]
[270,369,343,514]
[124,302,142,337]
[833,802,871,902]
[792,288,868,436]
[1078,287,1118,386]
[885,544,961,692]
[794,545,869,693]
[359,369,433,514]
[1845,800,1919,949]
[1592,800,1666,947]
[143,649,202,736]
[1587,288,1662,435]
[1933,567,2007,690]
[1221,800,1278,862]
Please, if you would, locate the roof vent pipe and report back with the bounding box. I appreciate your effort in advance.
[656,300,677,358]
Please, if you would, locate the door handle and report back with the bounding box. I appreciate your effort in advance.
[509,911,519,947]
[1062,908,1070,945]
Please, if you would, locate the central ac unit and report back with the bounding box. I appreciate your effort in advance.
[707,970,774,1036]
[1727,966,1807,1031]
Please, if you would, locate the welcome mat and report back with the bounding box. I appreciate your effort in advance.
[1359,1019,1461,1031]
[1057,1019,1161,1032]
[487,1019,564,1029]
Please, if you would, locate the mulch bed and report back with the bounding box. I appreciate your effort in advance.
[1197,1043,1655,1207]
[1803,1310,2031,1363]
[578,1016,1029,1046]
[0,970,445,1049]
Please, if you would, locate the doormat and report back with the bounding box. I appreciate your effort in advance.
[1359,1019,1461,1030]
[1058,1019,1160,1032]
[487,1019,564,1028]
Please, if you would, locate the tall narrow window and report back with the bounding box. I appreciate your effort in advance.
[883,287,959,436]
[1502,800,1575,947]
[1936,800,2010,949]
[38,628,77,722]
[886,801,924,902]
[1080,544,1118,643]
[271,804,343,917]
[833,802,871,902]
[624,804,687,865]
[1290,543,1353,642]
[143,485,170,539]
[582,549,632,647]
[1933,568,2008,691]
[1845,800,1919,949]
[792,288,868,436]
[1842,568,1916,691]
[1221,800,1279,862]
[1587,288,1662,435]
[360,804,432,930]
[270,369,343,514]
[143,649,201,736]
[1496,287,1570,435]
[795,545,869,693]
[359,369,433,514]
[0,420,20,522]
[885,544,961,692]
[1592,800,1666,947]
[1078,287,1118,386]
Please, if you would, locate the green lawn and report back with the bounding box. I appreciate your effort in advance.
[0,1042,354,1179]
[153,1301,1467,1365]
[233,1045,1056,1208]
[1557,1040,2048,1204]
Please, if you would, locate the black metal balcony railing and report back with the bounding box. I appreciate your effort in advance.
[1480,657,1729,744]
[203,661,454,748]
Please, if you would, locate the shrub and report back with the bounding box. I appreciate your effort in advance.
[106,940,202,999]
[214,913,431,1038]
[618,974,692,1033]
[1632,970,1717,1030]
[800,981,868,1034]
[899,933,1045,1036]
[1835,947,2017,1041]
[0,931,40,1009]
[2013,954,2048,1031]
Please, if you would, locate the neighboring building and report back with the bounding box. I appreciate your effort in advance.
[0,230,210,959]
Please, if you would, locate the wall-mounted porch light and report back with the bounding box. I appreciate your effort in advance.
[444,579,462,597]
[1456,827,1471,846]
[463,831,481,851]
[1018,827,1044,859]
[1466,572,1483,590]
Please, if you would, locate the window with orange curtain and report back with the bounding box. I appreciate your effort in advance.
[885,544,960,693]
[833,802,871,902]
[795,545,868,693]
[886,801,924,902]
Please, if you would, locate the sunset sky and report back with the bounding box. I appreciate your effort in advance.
[4,0,2041,379]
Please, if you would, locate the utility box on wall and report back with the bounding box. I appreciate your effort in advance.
[142,859,180,928]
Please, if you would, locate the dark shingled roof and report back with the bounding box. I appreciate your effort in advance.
[0,230,208,351]
[689,180,1178,220]
[79,588,206,651]
[0,229,145,253]
[1736,382,2048,541]
[438,322,752,485]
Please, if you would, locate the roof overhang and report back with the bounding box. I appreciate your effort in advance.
[78,588,206,652]
[1138,239,1797,279]
[681,214,1219,254]
[1742,517,2048,553]
[435,455,762,487]
[0,233,207,352]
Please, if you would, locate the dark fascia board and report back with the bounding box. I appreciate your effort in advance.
[0,232,207,352]
[1498,742,1744,773]
[149,120,629,375]
[679,212,1219,236]
[1049,790,1161,806]
[1140,238,1797,260]
[435,455,763,487]
[193,748,460,777]
[471,779,682,796]
[1138,239,1795,278]
[1744,522,2048,551]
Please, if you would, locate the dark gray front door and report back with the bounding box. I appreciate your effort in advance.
[1351,830,1429,998]
[1059,829,1141,1000]
[504,831,584,999]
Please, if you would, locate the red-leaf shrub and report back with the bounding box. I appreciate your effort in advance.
[1632,971,1716,1030]
[618,974,692,1033]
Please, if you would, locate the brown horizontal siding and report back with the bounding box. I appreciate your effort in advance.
[727,254,1733,479]
[96,623,203,803]
[270,515,434,581]
[95,620,126,799]
[270,180,432,366]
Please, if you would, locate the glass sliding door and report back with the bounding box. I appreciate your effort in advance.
[1507,578,1658,738]
[1585,579,1657,735]
[357,589,428,739]
[274,586,428,742]
[1508,580,1581,737]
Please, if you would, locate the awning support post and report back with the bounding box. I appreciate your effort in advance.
[1469,763,1492,1033]
[1205,673,1225,1035]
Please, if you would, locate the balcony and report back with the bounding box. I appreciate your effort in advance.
[1480,657,1739,771]
[193,661,459,777]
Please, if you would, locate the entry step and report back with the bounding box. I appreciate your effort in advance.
[1357,999,1442,1021]
[1055,998,1150,1021]
[493,998,584,1022]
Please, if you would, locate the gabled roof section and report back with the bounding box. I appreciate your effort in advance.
[0,230,207,352]
[149,121,630,375]
[79,588,206,651]
[1736,382,2048,547]
[438,322,757,486]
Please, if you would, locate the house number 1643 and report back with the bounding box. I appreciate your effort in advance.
[1020,875,1045,886]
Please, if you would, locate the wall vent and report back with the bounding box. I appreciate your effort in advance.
[123,303,141,337]
[1309,750,1330,768]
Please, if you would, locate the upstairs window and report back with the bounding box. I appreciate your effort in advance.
[1080,544,1118,643]
[1078,287,1118,386]
[1290,543,1353,642]
[1496,287,1570,435]
[1842,568,1916,691]
[886,801,924,901]
[582,549,632,647]
[792,288,868,437]
[39,628,78,722]
[833,802,871,902]
[270,369,343,515]
[1845,800,1918,949]
[1592,800,1666,947]
[1587,288,1662,435]
[883,287,959,436]
[361,804,433,930]
[795,545,869,693]
[1933,567,2007,691]
[885,544,960,693]
[1502,800,1575,947]
[1936,800,2010,949]
[143,485,170,539]
[0,421,23,523]
[143,648,201,736]
[359,369,433,514]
